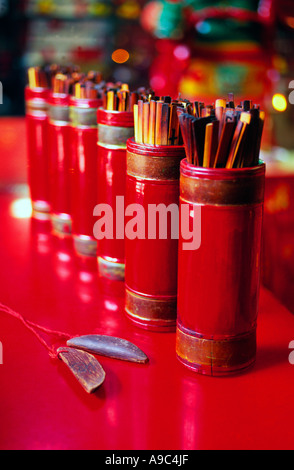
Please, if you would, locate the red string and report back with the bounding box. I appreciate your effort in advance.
[0,302,72,359]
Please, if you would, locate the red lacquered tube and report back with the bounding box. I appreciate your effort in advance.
[176,159,266,376]
[48,92,72,235]
[125,138,186,331]
[25,86,50,218]
[97,109,134,280]
[70,96,102,257]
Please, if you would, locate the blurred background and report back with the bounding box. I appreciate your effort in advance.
[0,0,155,116]
[0,1,293,137]
[0,0,294,312]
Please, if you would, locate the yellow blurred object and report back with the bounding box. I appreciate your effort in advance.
[265,184,290,214]
[89,3,112,16]
[116,0,141,20]
[273,55,288,75]
[272,94,288,112]
[37,0,55,15]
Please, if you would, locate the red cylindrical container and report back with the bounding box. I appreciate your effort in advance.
[176,160,266,376]
[48,92,72,235]
[125,138,186,331]
[97,109,134,281]
[25,86,50,218]
[70,96,102,257]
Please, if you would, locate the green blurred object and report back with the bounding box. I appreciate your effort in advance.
[195,18,262,43]
[155,0,261,41]
[157,2,184,39]
[217,64,248,95]
[185,0,259,11]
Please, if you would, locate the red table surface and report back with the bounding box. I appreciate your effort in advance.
[1,118,294,450]
[0,192,294,451]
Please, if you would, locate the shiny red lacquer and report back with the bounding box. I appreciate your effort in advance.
[96,109,134,279]
[25,86,50,214]
[48,93,72,233]
[70,97,102,256]
[125,178,180,295]
[125,139,185,330]
[176,159,266,375]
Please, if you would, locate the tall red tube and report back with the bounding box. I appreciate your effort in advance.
[125,138,185,331]
[48,92,72,235]
[70,97,102,257]
[25,86,50,218]
[96,109,134,281]
[176,159,266,376]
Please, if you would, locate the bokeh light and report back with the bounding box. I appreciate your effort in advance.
[173,45,190,61]
[10,198,32,219]
[112,49,130,64]
[272,94,288,112]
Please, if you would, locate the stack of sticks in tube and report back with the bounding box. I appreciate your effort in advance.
[71,71,105,99]
[133,96,193,146]
[27,66,51,89]
[101,84,155,112]
[27,65,105,99]
[28,64,82,92]
[27,67,265,167]
[132,91,265,167]
[178,94,265,169]
[27,65,153,108]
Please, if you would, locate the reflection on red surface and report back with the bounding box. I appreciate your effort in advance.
[179,377,198,449]
[104,299,118,312]
[9,198,32,219]
[52,235,75,282]
[76,263,97,305]
[30,217,52,255]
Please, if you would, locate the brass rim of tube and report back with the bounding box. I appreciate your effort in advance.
[125,288,177,324]
[176,326,256,374]
[127,151,183,181]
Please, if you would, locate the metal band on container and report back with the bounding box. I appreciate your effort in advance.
[176,326,256,374]
[180,173,265,206]
[48,105,70,125]
[31,200,51,220]
[125,288,177,324]
[69,107,97,128]
[127,151,182,181]
[73,235,97,257]
[98,124,134,149]
[25,100,48,117]
[98,256,125,281]
[51,213,72,235]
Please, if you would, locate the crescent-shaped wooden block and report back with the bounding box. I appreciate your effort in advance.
[57,347,106,394]
[66,335,149,364]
